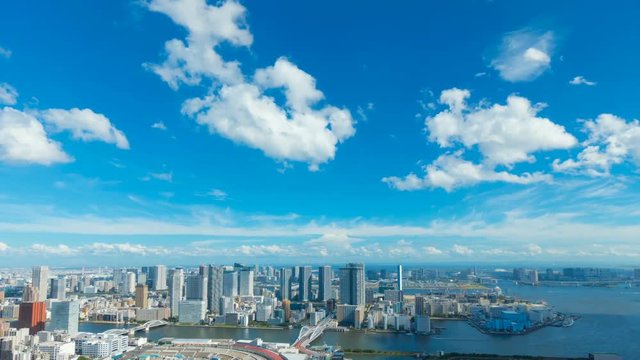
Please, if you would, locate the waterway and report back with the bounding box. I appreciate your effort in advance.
[79,282,640,359]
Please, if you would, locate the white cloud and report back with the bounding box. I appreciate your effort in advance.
[30,243,77,256]
[569,75,596,86]
[148,1,355,170]
[209,188,227,200]
[145,0,252,88]
[423,246,443,255]
[0,107,72,165]
[490,29,554,82]
[85,242,169,256]
[553,114,640,176]
[0,242,9,252]
[384,89,575,190]
[183,59,355,170]
[0,83,18,105]
[151,121,167,130]
[383,152,550,192]
[40,108,129,149]
[452,244,473,256]
[0,46,11,59]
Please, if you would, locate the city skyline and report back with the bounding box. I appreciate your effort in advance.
[1,0,640,266]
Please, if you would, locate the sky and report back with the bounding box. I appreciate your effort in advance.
[0,0,640,267]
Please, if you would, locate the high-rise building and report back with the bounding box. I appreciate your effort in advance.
[51,277,66,300]
[18,302,46,334]
[299,266,312,301]
[185,273,207,303]
[339,263,365,306]
[282,299,291,322]
[124,272,136,294]
[238,269,254,296]
[207,266,224,314]
[135,284,148,309]
[279,268,292,301]
[50,300,80,335]
[178,300,205,323]
[223,271,238,297]
[149,265,167,291]
[318,265,332,301]
[22,284,38,302]
[397,265,403,291]
[168,268,184,317]
[32,266,49,302]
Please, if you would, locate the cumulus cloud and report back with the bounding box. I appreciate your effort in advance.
[145,0,252,88]
[384,89,575,191]
[40,108,129,149]
[0,83,18,105]
[30,243,77,255]
[554,114,640,176]
[148,0,355,170]
[424,246,443,255]
[569,75,596,86]
[0,242,9,252]
[452,244,473,256]
[490,29,554,82]
[151,121,167,130]
[85,242,169,256]
[0,107,72,165]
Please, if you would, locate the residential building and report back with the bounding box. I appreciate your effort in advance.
[318,265,332,301]
[339,263,365,306]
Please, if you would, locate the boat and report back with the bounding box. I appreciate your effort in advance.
[562,318,574,327]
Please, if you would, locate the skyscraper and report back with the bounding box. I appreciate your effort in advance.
[299,266,312,301]
[135,284,148,309]
[238,269,254,296]
[22,284,38,302]
[149,265,167,291]
[18,302,46,335]
[339,263,365,306]
[185,273,207,303]
[32,266,48,302]
[318,265,332,301]
[207,266,224,314]
[169,268,184,317]
[51,277,66,300]
[50,300,80,335]
[397,265,403,291]
[279,268,292,301]
[124,272,136,294]
[223,271,238,297]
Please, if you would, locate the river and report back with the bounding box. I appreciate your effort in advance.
[79,282,640,359]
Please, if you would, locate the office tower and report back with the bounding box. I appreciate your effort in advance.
[169,268,184,317]
[339,263,365,306]
[380,269,387,280]
[113,268,125,293]
[51,277,66,300]
[397,265,403,291]
[318,265,332,301]
[149,265,167,291]
[238,269,254,296]
[18,302,46,335]
[32,266,49,302]
[138,273,147,286]
[279,268,292,301]
[299,266,312,301]
[178,300,205,323]
[22,284,38,302]
[124,272,136,293]
[185,273,207,303]
[50,300,80,335]
[135,284,148,309]
[291,266,300,280]
[223,271,238,297]
[207,266,223,314]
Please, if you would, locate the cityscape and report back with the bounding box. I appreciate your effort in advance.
[2,0,640,359]
[1,264,638,359]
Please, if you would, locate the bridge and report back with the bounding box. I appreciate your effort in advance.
[292,316,334,356]
[103,320,168,336]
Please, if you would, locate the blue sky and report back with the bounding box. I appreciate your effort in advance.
[1,0,639,266]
